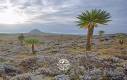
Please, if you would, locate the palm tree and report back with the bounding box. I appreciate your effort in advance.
[98,30,105,41]
[25,38,40,54]
[77,9,111,51]
[18,33,25,45]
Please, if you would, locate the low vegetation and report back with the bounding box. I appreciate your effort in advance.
[0,33,127,80]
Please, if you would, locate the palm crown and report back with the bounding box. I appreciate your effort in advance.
[77,9,111,28]
[25,38,39,44]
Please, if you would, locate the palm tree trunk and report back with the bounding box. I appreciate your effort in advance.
[86,24,94,51]
[32,44,35,54]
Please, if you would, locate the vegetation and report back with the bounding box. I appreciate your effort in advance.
[18,33,25,45]
[0,33,127,80]
[25,38,40,54]
[116,33,127,46]
[77,9,111,51]
[98,30,105,41]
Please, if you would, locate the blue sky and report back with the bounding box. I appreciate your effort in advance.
[0,0,127,34]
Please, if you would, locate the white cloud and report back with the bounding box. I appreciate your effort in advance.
[0,0,126,34]
[0,0,80,24]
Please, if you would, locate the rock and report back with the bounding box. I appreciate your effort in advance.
[116,55,127,60]
[55,74,70,80]
[35,67,60,76]
[81,68,103,80]
[10,72,32,80]
[104,68,125,80]
[19,57,39,72]
[0,64,22,80]
[37,55,57,66]
[69,66,85,80]
[109,57,124,63]
[124,64,127,75]
[0,64,21,76]
[4,64,22,76]
[10,72,47,80]
[30,75,43,80]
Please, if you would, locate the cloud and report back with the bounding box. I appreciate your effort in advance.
[0,0,127,34]
[0,0,81,24]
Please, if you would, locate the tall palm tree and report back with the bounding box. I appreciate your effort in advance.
[25,38,40,54]
[77,9,111,51]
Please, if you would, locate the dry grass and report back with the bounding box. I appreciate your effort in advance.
[13,53,35,61]
[43,76,54,80]
[67,47,86,54]
[0,77,3,80]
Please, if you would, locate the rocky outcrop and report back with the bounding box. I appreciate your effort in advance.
[55,74,70,80]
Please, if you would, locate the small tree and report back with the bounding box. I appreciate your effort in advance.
[116,33,126,46]
[25,38,40,54]
[18,33,25,45]
[98,30,105,41]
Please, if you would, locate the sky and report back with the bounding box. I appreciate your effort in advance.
[0,0,127,34]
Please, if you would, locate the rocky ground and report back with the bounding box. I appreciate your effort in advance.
[0,34,127,80]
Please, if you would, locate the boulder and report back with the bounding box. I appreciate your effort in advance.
[19,57,39,72]
[55,74,70,80]
[0,64,21,76]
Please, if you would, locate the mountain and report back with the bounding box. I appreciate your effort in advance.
[28,29,56,36]
[29,29,43,34]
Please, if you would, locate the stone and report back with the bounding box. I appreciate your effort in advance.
[30,75,43,80]
[55,74,70,80]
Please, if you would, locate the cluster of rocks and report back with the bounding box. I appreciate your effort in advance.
[0,34,127,80]
[0,52,126,80]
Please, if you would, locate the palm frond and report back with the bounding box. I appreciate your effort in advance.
[25,38,40,44]
[76,9,111,28]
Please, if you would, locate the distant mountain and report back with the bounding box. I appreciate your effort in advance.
[29,29,43,34]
